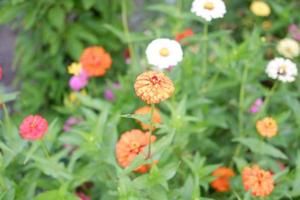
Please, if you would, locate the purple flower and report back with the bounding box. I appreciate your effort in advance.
[69,71,88,91]
[249,98,264,114]
[104,89,115,101]
[288,24,300,42]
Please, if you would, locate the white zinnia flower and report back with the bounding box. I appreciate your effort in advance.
[276,38,300,59]
[191,0,226,21]
[265,57,298,83]
[146,38,183,70]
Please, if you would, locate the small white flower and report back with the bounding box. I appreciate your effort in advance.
[191,0,226,22]
[146,38,183,70]
[276,38,300,59]
[266,57,298,83]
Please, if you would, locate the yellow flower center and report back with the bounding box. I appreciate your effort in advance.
[278,65,287,75]
[203,2,214,10]
[159,48,170,57]
[30,122,37,128]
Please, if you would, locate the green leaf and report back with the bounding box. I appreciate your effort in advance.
[0,92,19,104]
[34,190,79,200]
[0,5,20,24]
[233,137,287,160]
[121,113,151,125]
[102,24,152,43]
[47,6,65,31]
[233,157,248,172]
[291,152,300,197]
[31,154,72,180]
[82,0,96,10]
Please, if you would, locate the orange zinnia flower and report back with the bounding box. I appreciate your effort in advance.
[134,106,162,130]
[175,28,194,42]
[80,46,112,77]
[256,117,278,138]
[211,167,235,192]
[134,71,175,104]
[115,129,156,173]
[242,165,274,197]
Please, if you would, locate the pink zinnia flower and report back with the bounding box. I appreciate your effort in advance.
[104,89,115,101]
[249,98,264,114]
[69,71,88,91]
[76,192,90,200]
[289,24,300,42]
[19,115,48,140]
[0,65,2,80]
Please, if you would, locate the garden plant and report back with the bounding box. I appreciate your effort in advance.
[0,0,300,199]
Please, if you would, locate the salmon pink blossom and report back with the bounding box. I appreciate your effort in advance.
[19,115,48,140]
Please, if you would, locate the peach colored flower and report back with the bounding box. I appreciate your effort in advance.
[134,106,162,130]
[115,129,156,173]
[80,46,112,77]
[19,115,48,140]
[211,167,235,192]
[134,71,175,104]
[250,1,271,17]
[256,117,278,138]
[242,165,274,197]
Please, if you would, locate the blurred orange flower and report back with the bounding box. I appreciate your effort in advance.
[175,28,194,42]
[115,129,156,173]
[134,71,174,104]
[256,117,278,138]
[211,167,235,192]
[134,106,162,130]
[242,165,274,197]
[80,46,112,77]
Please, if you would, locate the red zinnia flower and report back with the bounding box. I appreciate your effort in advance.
[175,28,194,42]
[19,115,48,140]
[211,167,235,192]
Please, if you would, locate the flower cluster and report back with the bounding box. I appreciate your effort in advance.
[67,46,112,92]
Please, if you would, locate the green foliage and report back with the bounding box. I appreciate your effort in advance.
[0,0,300,199]
[0,0,125,114]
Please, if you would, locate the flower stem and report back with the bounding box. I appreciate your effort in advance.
[202,23,209,75]
[255,82,278,121]
[148,103,155,158]
[41,140,50,158]
[121,0,136,74]
[231,64,249,166]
